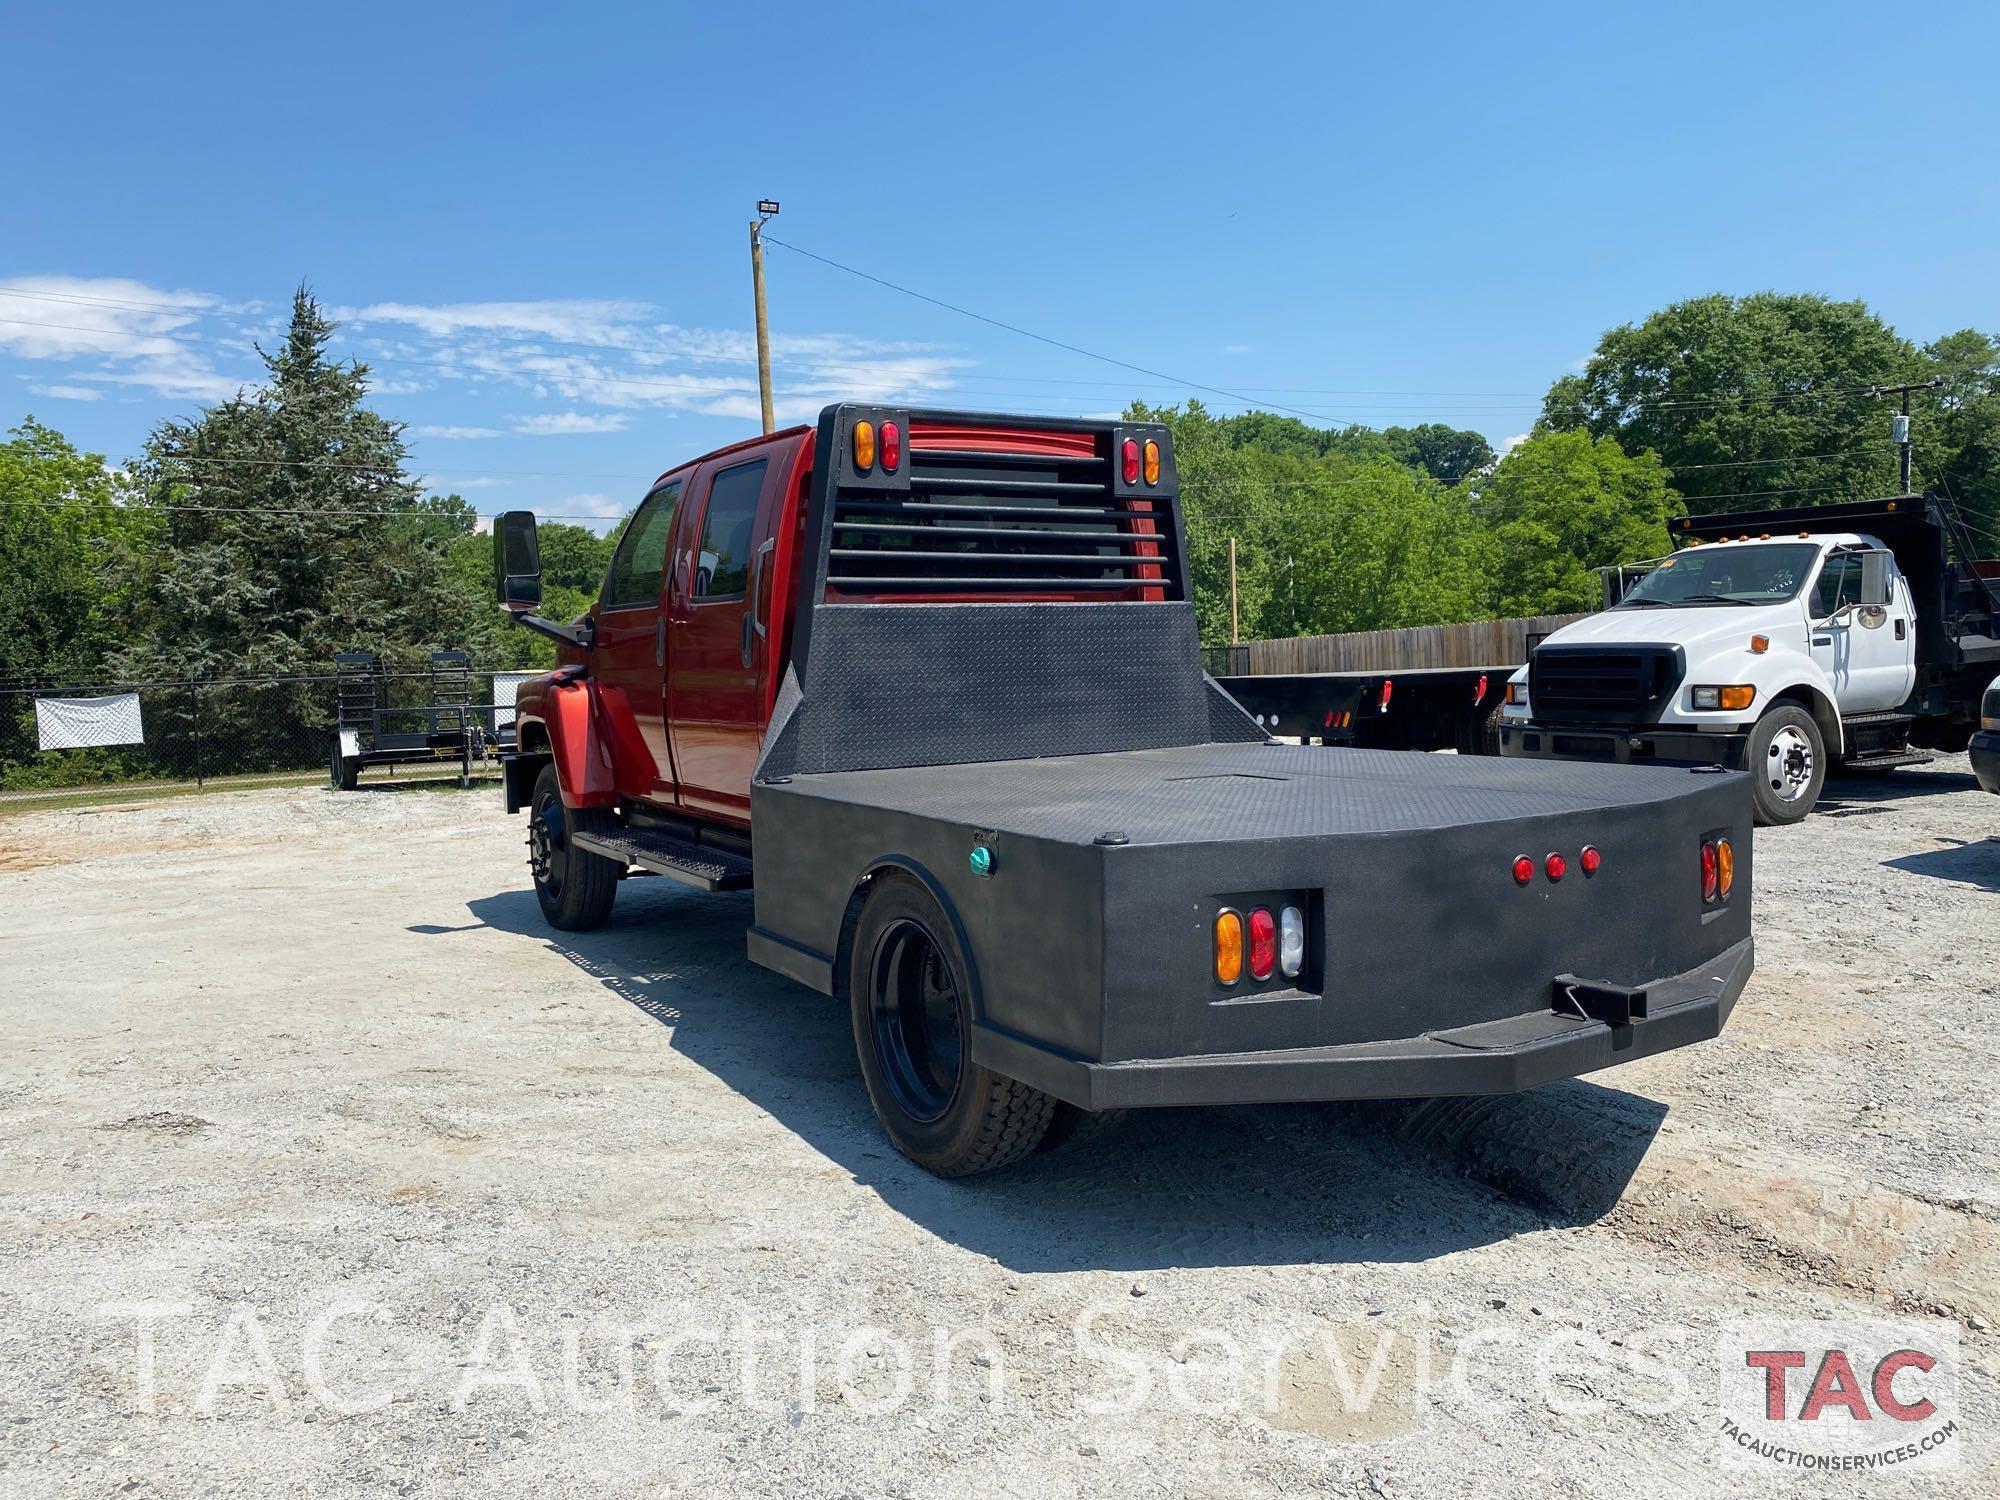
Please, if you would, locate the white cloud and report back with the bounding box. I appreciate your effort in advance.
[349,299,655,346]
[1221,343,1253,356]
[30,383,102,401]
[1501,433,1531,456]
[511,411,630,435]
[0,276,252,401]
[414,423,503,439]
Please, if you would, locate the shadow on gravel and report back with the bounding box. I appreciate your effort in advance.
[1885,836,2000,892]
[460,881,1667,1273]
[1818,768,1986,813]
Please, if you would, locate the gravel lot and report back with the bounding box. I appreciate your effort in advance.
[3,758,1997,1497]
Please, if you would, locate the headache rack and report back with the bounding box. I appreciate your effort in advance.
[809,406,1186,602]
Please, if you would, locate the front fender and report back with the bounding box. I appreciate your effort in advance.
[517,671,618,809]
[1656,648,1845,755]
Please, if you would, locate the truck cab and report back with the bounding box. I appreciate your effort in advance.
[494,405,1756,1177]
[1500,496,2000,824]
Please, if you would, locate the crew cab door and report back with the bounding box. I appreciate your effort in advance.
[591,478,683,801]
[1808,548,1917,713]
[666,454,777,822]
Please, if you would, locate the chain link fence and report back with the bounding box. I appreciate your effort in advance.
[0,664,531,816]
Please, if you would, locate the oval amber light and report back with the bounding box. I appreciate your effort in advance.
[1717,838,1735,898]
[852,420,876,471]
[1214,911,1243,985]
[1121,437,1141,485]
[879,420,901,472]
[1248,908,1276,980]
[1143,439,1161,485]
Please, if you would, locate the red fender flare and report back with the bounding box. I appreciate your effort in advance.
[515,669,618,809]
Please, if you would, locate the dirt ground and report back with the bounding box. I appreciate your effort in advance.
[2,758,1997,1497]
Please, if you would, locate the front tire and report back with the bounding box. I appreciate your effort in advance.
[848,873,1055,1176]
[527,763,619,930]
[1749,704,1825,825]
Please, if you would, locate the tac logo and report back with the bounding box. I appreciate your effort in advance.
[1716,1319,1961,1474]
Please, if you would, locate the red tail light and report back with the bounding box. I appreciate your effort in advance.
[1545,852,1567,882]
[1700,841,1719,902]
[1121,437,1141,485]
[1248,908,1276,980]
[879,420,901,472]
[1513,855,1535,885]
[1580,845,1601,876]
[1379,678,1394,712]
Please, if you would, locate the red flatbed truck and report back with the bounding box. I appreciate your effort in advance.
[492,404,1755,1177]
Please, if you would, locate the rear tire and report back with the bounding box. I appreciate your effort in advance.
[1749,705,1825,825]
[848,873,1055,1176]
[528,763,619,930]
[329,739,359,791]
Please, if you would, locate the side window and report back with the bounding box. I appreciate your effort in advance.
[603,482,681,609]
[692,459,767,599]
[1812,554,1861,617]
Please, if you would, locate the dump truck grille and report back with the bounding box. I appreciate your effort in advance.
[1529,645,1684,723]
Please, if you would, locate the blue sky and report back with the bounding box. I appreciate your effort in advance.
[5,1,1996,529]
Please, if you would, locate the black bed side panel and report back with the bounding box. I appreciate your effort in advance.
[755,600,1263,779]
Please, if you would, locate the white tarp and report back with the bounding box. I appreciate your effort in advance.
[492,672,537,730]
[35,692,145,751]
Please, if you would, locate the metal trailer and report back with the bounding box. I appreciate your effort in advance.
[1216,665,1508,754]
[329,651,514,789]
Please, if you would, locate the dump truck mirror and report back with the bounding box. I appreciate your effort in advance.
[494,511,543,612]
[1859,550,1891,609]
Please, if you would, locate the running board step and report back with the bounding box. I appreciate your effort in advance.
[571,828,753,891]
[1840,750,1934,771]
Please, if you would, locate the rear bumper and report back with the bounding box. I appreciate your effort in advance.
[974,937,1754,1110]
[1972,731,2000,794]
[1499,719,1751,769]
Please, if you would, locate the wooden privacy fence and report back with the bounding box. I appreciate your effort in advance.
[1218,614,1591,676]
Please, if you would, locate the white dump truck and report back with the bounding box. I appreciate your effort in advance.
[1499,495,2000,823]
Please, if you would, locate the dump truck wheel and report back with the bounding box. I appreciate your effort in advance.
[528,763,618,930]
[1750,705,1825,826]
[849,873,1055,1176]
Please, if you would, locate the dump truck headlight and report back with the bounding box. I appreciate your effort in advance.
[1504,682,1528,706]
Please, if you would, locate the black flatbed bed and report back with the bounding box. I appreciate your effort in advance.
[788,741,1721,844]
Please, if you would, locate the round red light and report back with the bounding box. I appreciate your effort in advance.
[1700,841,1719,902]
[1121,437,1141,485]
[1580,845,1601,875]
[1545,852,1567,882]
[879,420,901,472]
[1247,907,1277,980]
[1513,855,1535,886]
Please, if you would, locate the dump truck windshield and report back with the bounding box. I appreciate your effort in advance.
[1617,543,1820,608]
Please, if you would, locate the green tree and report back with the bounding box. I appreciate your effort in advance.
[0,418,155,688]
[1542,293,1918,512]
[1382,423,1496,485]
[1476,430,1682,616]
[1917,328,2000,545]
[116,287,479,765]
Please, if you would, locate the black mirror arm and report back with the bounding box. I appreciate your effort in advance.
[509,612,594,650]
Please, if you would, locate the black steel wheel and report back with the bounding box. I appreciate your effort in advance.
[848,873,1055,1176]
[528,763,618,930]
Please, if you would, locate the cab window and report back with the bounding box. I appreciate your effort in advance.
[603,481,681,608]
[692,459,767,599]
[1812,553,1863,617]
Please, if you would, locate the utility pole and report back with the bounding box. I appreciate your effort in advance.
[749,200,780,435]
[1870,378,1944,493]
[1228,536,1240,644]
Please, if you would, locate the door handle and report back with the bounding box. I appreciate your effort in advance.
[742,537,776,668]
